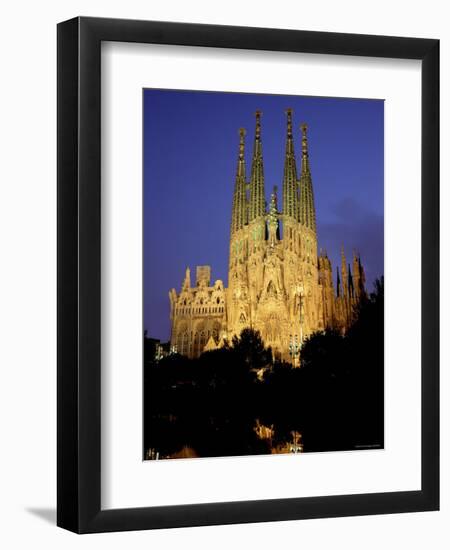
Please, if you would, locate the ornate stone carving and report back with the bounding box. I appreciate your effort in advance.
[168,113,366,362]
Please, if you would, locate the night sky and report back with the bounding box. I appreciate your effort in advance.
[143,89,384,341]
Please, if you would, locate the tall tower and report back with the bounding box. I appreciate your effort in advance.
[319,251,335,327]
[352,250,366,299]
[228,128,250,336]
[230,128,247,234]
[282,108,299,223]
[248,111,265,222]
[297,122,320,340]
[299,123,317,234]
[246,111,267,325]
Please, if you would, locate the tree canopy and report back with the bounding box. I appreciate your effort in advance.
[144,278,384,458]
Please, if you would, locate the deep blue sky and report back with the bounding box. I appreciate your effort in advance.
[144,89,384,341]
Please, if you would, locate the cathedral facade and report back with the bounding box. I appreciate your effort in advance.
[169,110,366,363]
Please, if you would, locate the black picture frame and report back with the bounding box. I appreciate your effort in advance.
[57,16,439,533]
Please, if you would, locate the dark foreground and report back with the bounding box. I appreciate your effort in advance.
[144,279,384,460]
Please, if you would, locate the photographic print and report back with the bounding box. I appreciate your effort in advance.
[143,89,384,461]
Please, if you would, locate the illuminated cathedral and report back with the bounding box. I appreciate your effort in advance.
[169,110,366,363]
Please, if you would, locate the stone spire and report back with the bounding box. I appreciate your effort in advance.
[268,185,279,247]
[182,266,191,290]
[231,128,247,233]
[248,110,265,222]
[352,250,366,298]
[282,108,299,221]
[299,123,317,233]
[359,256,366,290]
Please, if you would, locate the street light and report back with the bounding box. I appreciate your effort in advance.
[290,431,304,453]
[289,336,300,367]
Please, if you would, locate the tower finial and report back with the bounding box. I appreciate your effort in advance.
[268,185,279,247]
[239,127,245,158]
[301,123,309,173]
[269,185,278,216]
[285,108,293,138]
[183,266,191,290]
[301,122,308,156]
[255,110,262,139]
[237,127,246,177]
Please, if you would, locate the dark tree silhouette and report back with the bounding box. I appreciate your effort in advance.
[231,328,273,371]
[296,277,384,451]
[143,283,384,459]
